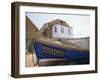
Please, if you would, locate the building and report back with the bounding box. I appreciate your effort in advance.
[41,19,73,39]
[26,16,39,53]
[26,16,39,40]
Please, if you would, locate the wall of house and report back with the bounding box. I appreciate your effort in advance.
[52,24,73,38]
[45,26,52,38]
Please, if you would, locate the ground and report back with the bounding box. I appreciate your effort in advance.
[25,53,38,67]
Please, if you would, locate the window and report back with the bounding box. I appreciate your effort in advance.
[68,29,71,34]
[55,26,57,32]
[61,27,64,33]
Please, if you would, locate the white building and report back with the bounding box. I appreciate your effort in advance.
[41,19,73,39]
[52,24,73,38]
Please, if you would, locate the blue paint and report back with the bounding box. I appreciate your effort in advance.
[34,41,89,60]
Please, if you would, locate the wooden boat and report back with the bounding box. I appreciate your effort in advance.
[33,38,89,65]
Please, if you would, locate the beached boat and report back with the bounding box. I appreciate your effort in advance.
[33,38,89,65]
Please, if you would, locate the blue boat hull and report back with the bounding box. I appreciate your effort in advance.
[34,41,89,63]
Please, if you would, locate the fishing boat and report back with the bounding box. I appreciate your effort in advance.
[33,38,89,65]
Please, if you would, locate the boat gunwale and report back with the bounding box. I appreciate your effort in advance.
[34,40,89,51]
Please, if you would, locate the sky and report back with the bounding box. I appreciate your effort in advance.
[26,12,90,38]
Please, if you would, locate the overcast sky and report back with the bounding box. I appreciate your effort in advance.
[26,12,90,38]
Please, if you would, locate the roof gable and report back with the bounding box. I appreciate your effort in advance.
[40,19,72,32]
[47,19,72,28]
